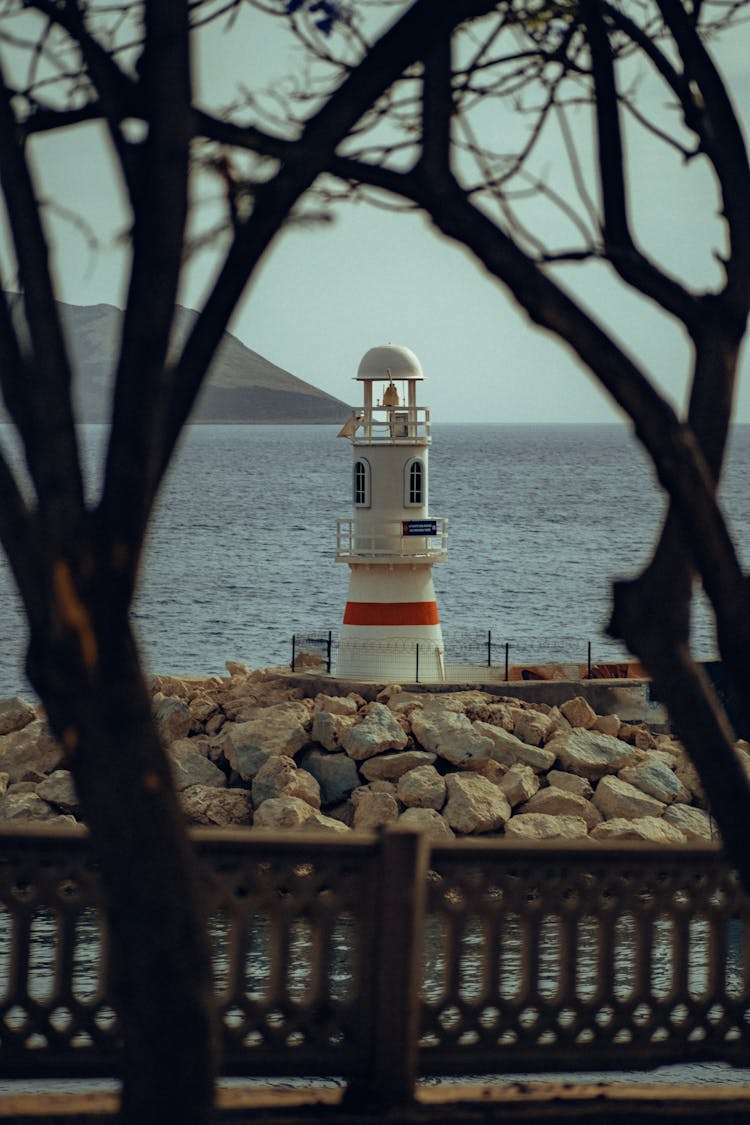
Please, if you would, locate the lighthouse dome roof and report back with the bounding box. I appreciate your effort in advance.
[356,344,424,381]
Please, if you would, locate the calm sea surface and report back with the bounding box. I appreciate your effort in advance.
[1,422,749,698]
[2,423,750,1094]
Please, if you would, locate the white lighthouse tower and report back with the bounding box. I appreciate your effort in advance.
[335,345,447,682]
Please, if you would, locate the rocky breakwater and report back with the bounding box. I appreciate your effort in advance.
[0,666,727,843]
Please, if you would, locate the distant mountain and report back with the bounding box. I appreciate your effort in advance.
[4,299,351,424]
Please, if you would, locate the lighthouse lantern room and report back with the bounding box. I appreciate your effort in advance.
[335,345,447,681]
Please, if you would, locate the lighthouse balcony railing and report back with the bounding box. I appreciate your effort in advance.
[336,517,447,561]
[355,406,430,444]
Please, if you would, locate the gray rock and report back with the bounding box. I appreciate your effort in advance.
[352,790,399,830]
[153,694,193,744]
[180,785,253,827]
[398,807,455,841]
[593,775,666,820]
[559,696,597,729]
[0,719,64,784]
[360,749,436,782]
[253,795,316,830]
[504,813,589,840]
[518,786,602,830]
[396,764,446,810]
[474,722,556,772]
[313,693,359,716]
[618,759,690,806]
[498,763,539,808]
[0,791,63,822]
[443,773,511,835]
[36,769,79,814]
[411,704,493,766]
[169,740,226,791]
[252,755,320,810]
[663,803,719,842]
[223,702,310,780]
[547,729,640,781]
[0,697,36,736]
[590,816,686,843]
[342,703,408,761]
[546,770,593,799]
[513,710,553,747]
[298,748,360,806]
[311,710,358,751]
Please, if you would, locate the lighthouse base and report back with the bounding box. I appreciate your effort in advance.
[336,627,446,683]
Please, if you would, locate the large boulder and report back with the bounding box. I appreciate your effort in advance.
[396,764,446,810]
[518,786,601,830]
[411,704,493,766]
[297,748,360,806]
[0,697,36,736]
[593,775,666,820]
[342,703,408,762]
[0,719,64,784]
[252,755,320,810]
[504,813,589,841]
[442,773,511,835]
[222,701,310,780]
[548,729,640,781]
[546,770,593,799]
[474,722,556,772]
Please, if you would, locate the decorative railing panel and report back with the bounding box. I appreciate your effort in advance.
[2,827,750,1097]
[420,842,750,1075]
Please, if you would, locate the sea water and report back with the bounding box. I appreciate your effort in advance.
[1,423,750,1093]
[1,422,749,697]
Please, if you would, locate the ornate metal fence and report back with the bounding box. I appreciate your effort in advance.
[1,826,750,1100]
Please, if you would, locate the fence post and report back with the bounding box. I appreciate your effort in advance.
[347,826,429,1108]
[415,643,420,683]
[327,630,332,674]
[487,629,492,668]
[291,635,296,672]
[505,642,509,682]
[587,640,592,679]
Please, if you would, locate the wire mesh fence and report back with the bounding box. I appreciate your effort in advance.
[290,629,634,683]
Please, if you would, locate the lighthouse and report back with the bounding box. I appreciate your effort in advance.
[335,345,447,682]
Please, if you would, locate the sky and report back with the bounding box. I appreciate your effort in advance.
[9,3,750,424]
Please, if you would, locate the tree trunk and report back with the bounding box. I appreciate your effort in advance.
[29,621,217,1125]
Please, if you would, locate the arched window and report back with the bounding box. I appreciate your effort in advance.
[405,458,424,506]
[353,459,371,507]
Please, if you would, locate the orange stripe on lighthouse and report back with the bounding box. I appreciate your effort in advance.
[343,601,440,626]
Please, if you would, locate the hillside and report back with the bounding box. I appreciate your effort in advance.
[6,299,350,424]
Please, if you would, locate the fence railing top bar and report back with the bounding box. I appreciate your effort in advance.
[0,822,90,847]
[427,837,726,862]
[190,825,379,858]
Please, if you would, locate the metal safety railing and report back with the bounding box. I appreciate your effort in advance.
[1,826,750,1101]
[290,631,636,682]
[335,518,448,562]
